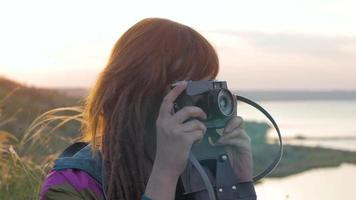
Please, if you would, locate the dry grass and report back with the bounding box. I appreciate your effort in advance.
[0,89,83,199]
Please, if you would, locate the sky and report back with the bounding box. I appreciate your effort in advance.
[0,0,355,90]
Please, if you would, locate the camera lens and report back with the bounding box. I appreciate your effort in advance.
[217,89,234,116]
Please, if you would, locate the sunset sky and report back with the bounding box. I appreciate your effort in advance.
[0,0,355,90]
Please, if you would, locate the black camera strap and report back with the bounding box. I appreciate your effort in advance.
[235,95,283,182]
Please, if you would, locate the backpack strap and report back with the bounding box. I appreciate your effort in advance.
[58,142,89,158]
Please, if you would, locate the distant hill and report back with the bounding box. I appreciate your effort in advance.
[56,88,89,98]
[235,90,356,101]
[0,76,83,137]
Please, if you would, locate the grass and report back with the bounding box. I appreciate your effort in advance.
[0,84,83,199]
[0,107,83,199]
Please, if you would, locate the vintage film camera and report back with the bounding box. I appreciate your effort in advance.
[173,80,237,129]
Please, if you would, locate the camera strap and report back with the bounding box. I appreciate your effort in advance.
[234,95,283,182]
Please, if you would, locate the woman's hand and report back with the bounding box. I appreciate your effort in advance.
[145,81,207,200]
[215,116,254,182]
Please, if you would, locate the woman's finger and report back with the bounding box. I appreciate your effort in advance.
[179,119,207,133]
[224,116,244,133]
[186,130,205,144]
[217,128,250,144]
[159,81,187,117]
[173,106,207,124]
[217,138,251,150]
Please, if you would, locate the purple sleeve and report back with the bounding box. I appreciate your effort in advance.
[40,169,105,200]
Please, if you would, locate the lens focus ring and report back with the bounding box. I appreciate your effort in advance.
[217,89,234,116]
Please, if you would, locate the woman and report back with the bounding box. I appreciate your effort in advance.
[40,18,256,200]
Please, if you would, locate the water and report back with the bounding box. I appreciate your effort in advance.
[255,164,356,200]
[237,100,356,199]
[238,100,356,151]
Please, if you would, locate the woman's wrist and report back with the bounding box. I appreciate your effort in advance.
[226,146,254,182]
[144,161,180,200]
[234,151,253,182]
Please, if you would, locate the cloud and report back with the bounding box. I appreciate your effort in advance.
[208,30,356,58]
[203,30,356,90]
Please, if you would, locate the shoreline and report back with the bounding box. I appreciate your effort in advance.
[245,121,356,178]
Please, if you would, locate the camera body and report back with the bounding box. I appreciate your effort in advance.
[172,80,237,129]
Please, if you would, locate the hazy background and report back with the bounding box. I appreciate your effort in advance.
[1,0,355,90]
